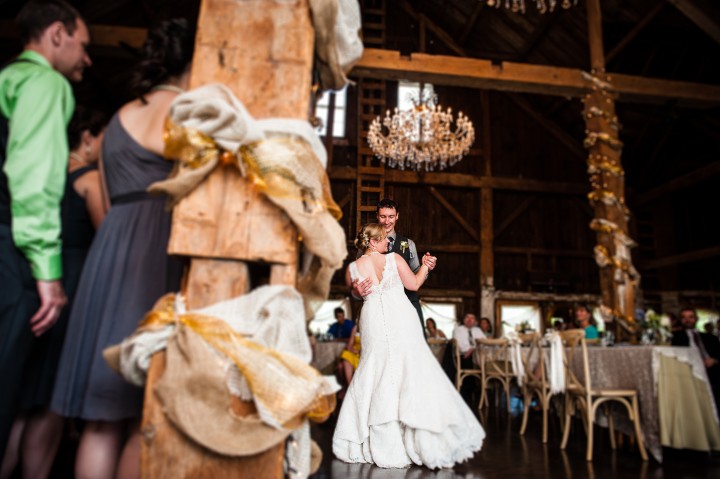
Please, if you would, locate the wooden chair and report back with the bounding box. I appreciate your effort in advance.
[559,330,648,462]
[451,338,482,394]
[476,338,515,411]
[518,332,554,443]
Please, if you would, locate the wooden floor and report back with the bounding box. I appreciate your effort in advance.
[310,404,720,479]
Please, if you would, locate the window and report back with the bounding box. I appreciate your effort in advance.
[397,80,434,111]
[421,301,458,338]
[497,301,541,337]
[308,298,352,335]
[697,308,720,334]
[315,87,347,138]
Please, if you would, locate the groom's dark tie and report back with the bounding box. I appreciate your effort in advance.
[388,236,394,253]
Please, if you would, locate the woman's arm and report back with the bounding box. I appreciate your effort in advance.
[74,170,106,228]
[395,253,430,291]
[439,329,447,339]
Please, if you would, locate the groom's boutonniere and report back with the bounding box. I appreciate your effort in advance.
[400,241,409,253]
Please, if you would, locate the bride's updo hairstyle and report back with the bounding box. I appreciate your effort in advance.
[354,223,386,253]
[130,18,196,102]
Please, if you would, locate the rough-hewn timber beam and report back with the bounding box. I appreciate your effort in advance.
[606,2,666,63]
[495,195,538,238]
[0,22,148,48]
[330,167,589,194]
[667,0,720,45]
[634,161,720,205]
[505,93,585,159]
[639,245,720,270]
[427,187,480,241]
[352,48,720,105]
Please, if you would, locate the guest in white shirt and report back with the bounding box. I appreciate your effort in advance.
[453,313,486,368]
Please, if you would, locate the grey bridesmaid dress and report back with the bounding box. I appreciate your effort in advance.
[51,113,183,420]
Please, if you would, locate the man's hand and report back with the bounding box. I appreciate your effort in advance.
[30,280,66,336]
[704,357,718,369]
[422,253,437,271]
[352,277,373,298]
[463,349,474,359]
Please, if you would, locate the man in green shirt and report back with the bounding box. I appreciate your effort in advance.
[0,0,91,462]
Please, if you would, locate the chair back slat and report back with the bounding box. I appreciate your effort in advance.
[559,330,591,395]
[477,338,513,376]
[519,332,546,386]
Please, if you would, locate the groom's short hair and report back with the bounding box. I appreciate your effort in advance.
[376,198,398,213]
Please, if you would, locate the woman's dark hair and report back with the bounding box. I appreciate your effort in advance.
[67,106,108,150]
[16,0,83,45]
[426,318,436,328]
[131,18,196,101]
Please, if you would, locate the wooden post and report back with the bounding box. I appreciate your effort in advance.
[584,0,638,337]
[141,1,315,477]
[479,91,495,326]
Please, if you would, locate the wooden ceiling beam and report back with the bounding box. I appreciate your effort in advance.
[667,0,720,45]
[397,0,466,57]
[353,48,588,97]
[427,186,479,241]
[352,48,720,105]
[0,21,147,48]
[504,92,585,160]
[639,245,720,270]
[634,160,720,205]
[458,2,485,46]
[606,2,666,63]
[495,195,538,238]
[329,167,589,194]
[516,12,558,60]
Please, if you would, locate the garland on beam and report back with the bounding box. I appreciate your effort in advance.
[582,71,640,327]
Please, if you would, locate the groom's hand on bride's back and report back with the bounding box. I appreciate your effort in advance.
[352,277,373,298]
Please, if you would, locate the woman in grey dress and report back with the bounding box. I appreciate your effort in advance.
[51,19,194,479]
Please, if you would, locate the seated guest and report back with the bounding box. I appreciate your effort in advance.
[671,307,720,413]
[553,319,566,331]
[669,312,682,335]
[452,313,486,368]
[479,317,493,337]
[426,317,447,339]
[339,324,361,391]
[327,307,355,339]
[575,304,599,339]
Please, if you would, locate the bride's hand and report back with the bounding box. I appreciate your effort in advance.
[422,253,437,271]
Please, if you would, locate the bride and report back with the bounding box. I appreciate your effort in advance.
[333,224,485,469]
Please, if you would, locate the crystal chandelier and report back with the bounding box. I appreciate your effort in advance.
[367,89,475,172]
[486,0,578,14]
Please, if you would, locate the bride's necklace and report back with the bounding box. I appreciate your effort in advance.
[364,251,380,256]
[152,84,185,94]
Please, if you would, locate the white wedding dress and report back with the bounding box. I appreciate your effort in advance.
[332,253,485,469]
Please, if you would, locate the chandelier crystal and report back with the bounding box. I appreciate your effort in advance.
[367,91,475,172]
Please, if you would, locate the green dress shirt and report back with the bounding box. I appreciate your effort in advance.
[0,50,74,280]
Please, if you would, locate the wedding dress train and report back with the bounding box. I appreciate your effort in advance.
[332,254,485,469]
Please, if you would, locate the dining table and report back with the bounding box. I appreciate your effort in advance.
[531,343,720,462]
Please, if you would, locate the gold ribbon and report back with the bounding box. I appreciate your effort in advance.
[141,295,335,425]
[158,119,342,221]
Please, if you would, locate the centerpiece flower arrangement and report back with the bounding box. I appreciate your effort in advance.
[637,309,672,345]
[502,320,534,334]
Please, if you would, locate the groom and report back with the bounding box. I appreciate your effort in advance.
[353,199,436,333]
